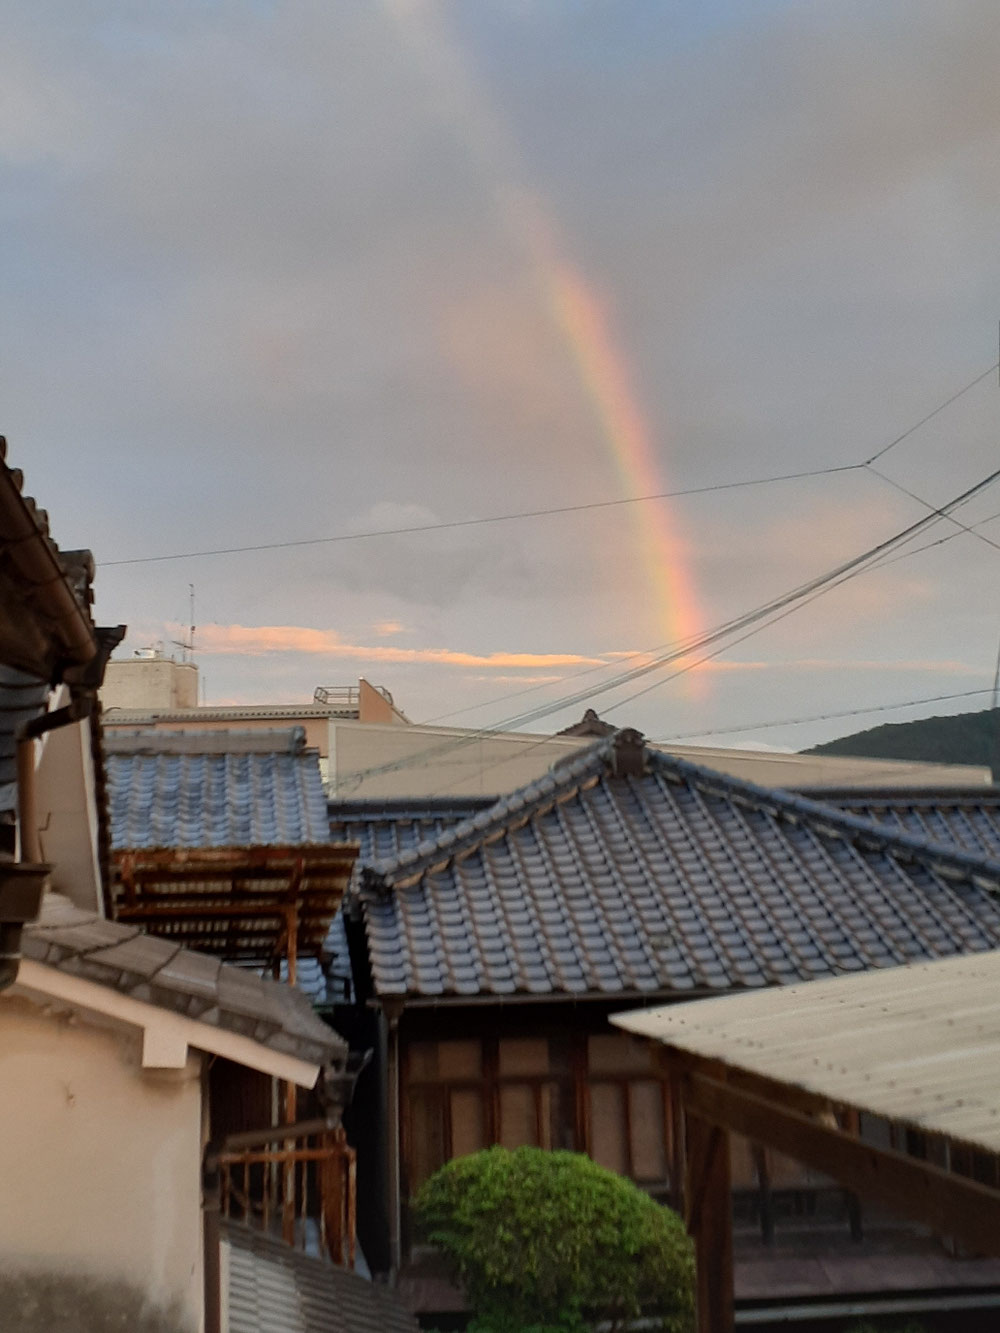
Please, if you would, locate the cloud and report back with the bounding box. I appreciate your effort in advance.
[372,619,410,636]
[188,622,605,669]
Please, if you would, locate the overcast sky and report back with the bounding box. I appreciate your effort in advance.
[5,0,1000,753]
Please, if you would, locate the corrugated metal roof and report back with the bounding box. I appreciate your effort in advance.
[107,732,330,849]
[225,1224,418,1333]
[613,948,1000,1155]
[807,788,1000,865]
[361,732,1000,1001]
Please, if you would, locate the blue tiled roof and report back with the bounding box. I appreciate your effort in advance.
[360,732,1000,1002]
[106,728,330,849]
[803,787,1000,864]
[301,798,492,1005]
[328,797,494,866]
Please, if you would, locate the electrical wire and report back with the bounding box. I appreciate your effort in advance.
[863,363,998,465]
[97,464,862,568]
[334,462,1000,787]
[864,464,1000,555]
[98,361,998,569]
[658,688,996,743]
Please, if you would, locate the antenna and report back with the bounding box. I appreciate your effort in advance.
[170,584,196,662]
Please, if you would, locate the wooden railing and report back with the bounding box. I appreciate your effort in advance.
[219,1126,356,1267]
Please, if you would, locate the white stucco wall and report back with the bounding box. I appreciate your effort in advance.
[0,994,204,1331]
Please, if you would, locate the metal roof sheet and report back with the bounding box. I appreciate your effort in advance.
[361,733,1000,1002]
[613,948,1000,1155]
[225,1224,418,1333]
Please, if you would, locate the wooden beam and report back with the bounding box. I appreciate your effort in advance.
[686,1070,1000,1259]
[685,1112,733,1333]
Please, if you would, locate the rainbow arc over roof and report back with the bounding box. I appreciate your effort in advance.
[383,2,705,672]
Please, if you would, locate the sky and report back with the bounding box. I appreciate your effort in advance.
[4,0,1000,754]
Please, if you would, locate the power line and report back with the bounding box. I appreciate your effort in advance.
[336,462,1000,786]
[420,502,1000,729]
[98,464,862,568]
[862,362,998,464]
[99,360,999,568]
[864,465,1000,556]
[659,688,996,743]
[563,464,1000,723]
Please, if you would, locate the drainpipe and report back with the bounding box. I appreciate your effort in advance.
[17,697,94,864]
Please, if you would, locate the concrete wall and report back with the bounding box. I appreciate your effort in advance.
[102,658,198,712]
[328,720,591,797]
[102,705,993,798]
[33,717,103,914]
[0,995,203,1332]
[326,719,992,798]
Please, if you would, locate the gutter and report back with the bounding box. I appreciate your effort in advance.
[0,449,97,673]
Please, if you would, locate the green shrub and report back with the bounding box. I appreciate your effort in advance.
[413,1145,695,1333]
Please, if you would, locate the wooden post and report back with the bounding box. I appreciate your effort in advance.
[282,898,299,1243]
[685,1111,734,1333]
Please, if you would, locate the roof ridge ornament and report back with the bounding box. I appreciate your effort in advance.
[609,727,647,778]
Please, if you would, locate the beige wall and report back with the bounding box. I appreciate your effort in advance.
[357,677,407,725]
[328,720,590,797]
[102,702,992,798]
[326,718,991,798]
[103,658,199,711]
[33,716,103,913]
[0,994,204,1331]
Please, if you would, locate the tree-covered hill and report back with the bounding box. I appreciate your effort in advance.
[804,708,1000,776]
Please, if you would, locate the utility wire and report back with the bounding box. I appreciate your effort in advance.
[864,464,1000,555]
[335,462,1000,787]
[600,473,1000,718]
[862,363,998,465]
[541,464,1000,724]
[420,502,1000,728]
[98,464,862,568]
[100,361,998,568]
[659,688,996,743]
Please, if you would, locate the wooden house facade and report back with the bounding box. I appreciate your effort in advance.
[343,729,1000,1322]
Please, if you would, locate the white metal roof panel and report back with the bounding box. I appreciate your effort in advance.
[613,948,1000,1154]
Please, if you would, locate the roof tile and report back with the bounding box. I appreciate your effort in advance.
[360,736,1000,1002]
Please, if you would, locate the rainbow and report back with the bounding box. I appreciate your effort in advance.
[382,1,705,674]
[544,256,703,657]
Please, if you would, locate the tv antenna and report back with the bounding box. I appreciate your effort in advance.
[171,584,196,662]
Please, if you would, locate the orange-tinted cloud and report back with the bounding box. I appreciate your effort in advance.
[190,622,604,669]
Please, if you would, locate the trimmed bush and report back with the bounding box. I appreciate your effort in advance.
[413,1145,695,1333]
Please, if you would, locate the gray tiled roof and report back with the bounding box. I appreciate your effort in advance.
[225,1224,418,1333]
[23,893,344,1067]
[804,787,1000,864]
[106,728,330,849]
[328,797,494,868]
[297,799,492,1005]
[361,732,1000,1002]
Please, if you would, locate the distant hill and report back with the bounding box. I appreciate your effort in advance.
[804,707,1000,777]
